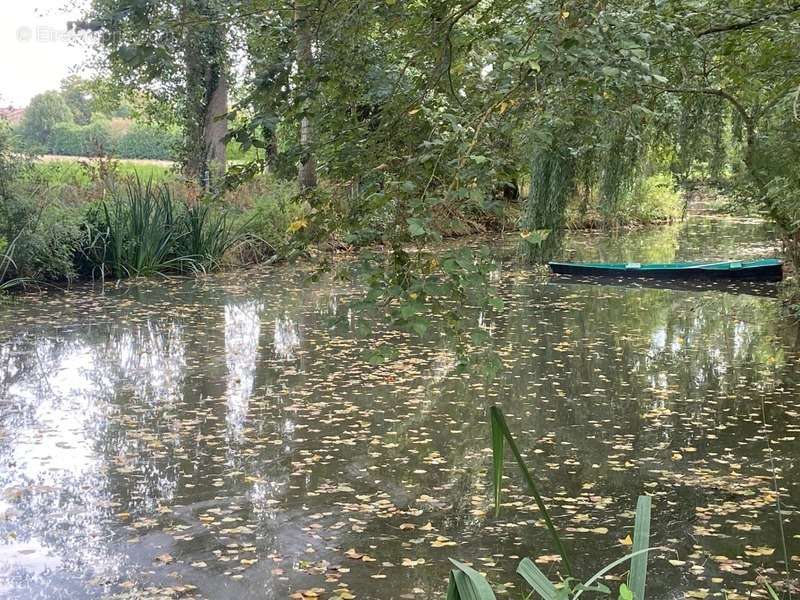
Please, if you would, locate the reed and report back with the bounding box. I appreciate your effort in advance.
[446,407,659,600]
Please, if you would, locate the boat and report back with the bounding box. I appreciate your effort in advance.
[548,258,783,282]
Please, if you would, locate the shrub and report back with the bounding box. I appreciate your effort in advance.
[234,174,310,258]
[0,194,87,283]
[116,123,179,160]
[0,120,86,286]
[48,120,113,157]
[621,173,683,224]
[566,172,683,228]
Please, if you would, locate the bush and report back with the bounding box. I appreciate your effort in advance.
[566,172,683,228]
[48,120,113,157]
[116,123,179,160]
[0,120,85,286]
[234,173,310,257]
[0,195,87,283]
[622,173,683,223]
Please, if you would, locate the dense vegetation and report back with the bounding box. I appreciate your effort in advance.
[74,1,799,251]
[2,1,798,315]
[13,84,180,160]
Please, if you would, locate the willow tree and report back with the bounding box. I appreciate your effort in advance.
[654,0,800,263]
[78,0,230,186]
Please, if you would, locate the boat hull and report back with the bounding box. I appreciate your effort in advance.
[549,259,783,282]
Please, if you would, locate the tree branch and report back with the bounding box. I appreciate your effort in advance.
[654,85,751,123]
[697,3,800,37]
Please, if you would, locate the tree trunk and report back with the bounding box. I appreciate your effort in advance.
[204,66,228,181]
[181,0,227,190]
[295,2,317,192]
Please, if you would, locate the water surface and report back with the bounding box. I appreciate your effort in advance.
[0,217,798,599]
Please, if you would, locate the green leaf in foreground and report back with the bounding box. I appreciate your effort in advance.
[446,559,497,599]
[628,495,652,600]
[489,406,574,578]
[516,557,559,600]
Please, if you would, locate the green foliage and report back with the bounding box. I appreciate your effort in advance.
[179,202,243,271]
[115,123,179,160]
[20,91,73,147]
[565,173,683,229]
[0,194,87,284]
[60,75,95,125]
[41,119,177,161]
[232,174,310,259]
[79,0,229,183]
[0,121,85,286]
[490,406,573,576]
[624,174,682,224]
[88,177,250,279]
[446,407,658,600]
[48,119,113,157]
[90,178,185,278]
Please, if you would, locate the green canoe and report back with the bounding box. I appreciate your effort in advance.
[549,258,783,282]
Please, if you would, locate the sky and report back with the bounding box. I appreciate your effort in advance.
[0,1,88,107]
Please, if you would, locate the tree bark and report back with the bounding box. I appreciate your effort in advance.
[204,66,228,179]
[295,2,317,192]
[181,0,227,189]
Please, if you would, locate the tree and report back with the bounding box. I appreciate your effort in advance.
[60,76,95,125]
[653,0,800,262]
[20,91,73,147]
[78,0,230,186]
[294,1,316,192]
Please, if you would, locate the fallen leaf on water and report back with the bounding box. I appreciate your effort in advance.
[402,558,425,568]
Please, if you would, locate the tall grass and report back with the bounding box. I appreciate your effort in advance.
[89,177,249,279]
[93,178,188,278]
[0,235,28,291]
[180,202,243,271]
[446,407,660,600]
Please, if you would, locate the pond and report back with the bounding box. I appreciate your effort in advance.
[0,217,798,600]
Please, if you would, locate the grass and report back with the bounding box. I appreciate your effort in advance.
[446,407,659,600]
[87,176,254,279]
[92,178,188,278]
[31,159,173,188]
[180,202,245,271]
[0,236,28,291]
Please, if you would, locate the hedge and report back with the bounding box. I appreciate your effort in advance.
[39,121,179,161]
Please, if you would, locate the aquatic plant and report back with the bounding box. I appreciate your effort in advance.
[92,176,192,278]
[0,236,27,291]
[446,407,659,599]
[179,201,244,271]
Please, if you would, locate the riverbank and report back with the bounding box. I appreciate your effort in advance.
[0,160,754,293]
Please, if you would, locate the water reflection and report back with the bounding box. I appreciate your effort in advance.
[224,301,265,441]
[273,315,300,360]
[0,217,797,599]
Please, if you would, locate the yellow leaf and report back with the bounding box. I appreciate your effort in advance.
[288,218,308,233]
[619,534,633,546]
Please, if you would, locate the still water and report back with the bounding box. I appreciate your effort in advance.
[0,217,797,599]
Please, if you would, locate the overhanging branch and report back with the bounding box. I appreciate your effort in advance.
[697,3,800,36]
